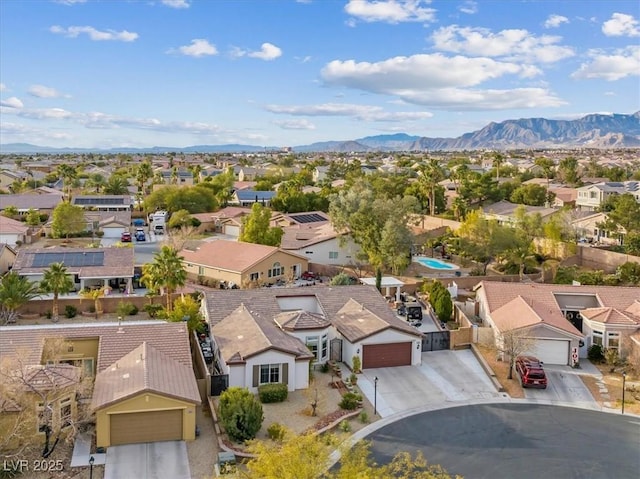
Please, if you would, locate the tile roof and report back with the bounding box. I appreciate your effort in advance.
[332,298,397,342]
[490,296,582,337]
[13,247,134,278]
[24,364,81,393]
[280,222,340,249]
[274,310,331,331]
[0,193,63,211]
[211,304,314,364]
[0,321,193,373]
[181,240,305,273]
[579,307,640,326]
[477,281,640,315]
[204,285,420,344]
[0,215,29,234]
[91,342,201,410]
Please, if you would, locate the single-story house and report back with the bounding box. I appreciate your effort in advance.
[0,192,63,216]
[0,321,200,449]
[12,247,135,293]
[83,211,132,238]
[0,215,30,247]
[0,243,17,274]
[71,195,132,212]
[481,201,557,227]
[229,189,276,207]
[475,281,640,365]
[202,285,423,393]
[191,206,252,237]
[181,240,309,287]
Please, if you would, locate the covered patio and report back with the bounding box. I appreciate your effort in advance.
[359,276,405,302]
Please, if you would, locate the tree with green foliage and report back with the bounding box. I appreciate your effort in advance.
[418,158,445,216]
[51,202,86,238]
[136,160,154,194]
[558,157,580,186]
[24,208,41,226]
[240,203,283,246]
[1,205,19,218]
[141,246,187,313]
[167,294,204,332]
[40,262,74,322]
[425,281,452,323]
[510,184,551,207]
[85,173,106,193]
[616,262,640,285]
[0,272,41,325]
[56,164,77,198]
[201,167,235,207]
[534,157,555,190]
[329,273,356,286]
[144,185,217,214]
[167,209,193,229]
[380,216,414,274]
[218,387,264,442]
[103,174,130,195]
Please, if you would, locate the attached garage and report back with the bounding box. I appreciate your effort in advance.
[110,410,182,446]
[223,224,240,237]
[102,226,127,238]
[362,342,412,369]
[528,339,570,365]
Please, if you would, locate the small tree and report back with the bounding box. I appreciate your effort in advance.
[0,272,41,324]
[51,202,86,238]
[218,387,264,442]
[79,287,106,318]
[40,262,75,322]
[495,326,535,380]
[167,294,203,333]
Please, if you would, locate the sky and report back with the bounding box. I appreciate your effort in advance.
[0,0,639,149]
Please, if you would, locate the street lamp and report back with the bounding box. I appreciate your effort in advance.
[374,376,379,416]
[622,372,627,415]
[89,456,95,479]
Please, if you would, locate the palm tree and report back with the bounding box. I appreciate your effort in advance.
[103,175,130,195]
[136,161,153,194]
[0,272,41,324]
[40,263,74,322]
[418,157,444,216]
[504,242,537,281]
[141,246,187,313]
[492,153,505,181]
[56,164,77,199]
[79,287,106,318]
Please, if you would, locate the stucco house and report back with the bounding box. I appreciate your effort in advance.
[0,192,63,216]
[576,181,640,212]
[202,285,423,394]
[0,215,30,247]
[0,243,17,274]
[0,321,200,449]
[181,240,309,287]
[71,195,132,212]
[475,281,640,365]
[229,189,276,207]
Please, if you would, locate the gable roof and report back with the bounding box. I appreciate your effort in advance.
[181,240,305,273]
[0,193,63,211]
[332,298,398,342]
[579,307,640,326]
[490,295,582,337]
[211,304,314,364]
[91,342,201,410]
[0,321,193,373]
[280,222,341,250]
[0,215,29,234]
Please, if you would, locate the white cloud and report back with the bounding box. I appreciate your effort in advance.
[247,43,282,61]
[53,0,87,5]
[15,107,74,120]
[50,25,139,42]
[458,1,477,15]
[0,122,72,141]
[170,39,218,57]
[544,14,569,29]
[0,97,24,109]
[604,91,616,96]
[320,54,565,110]
[265,102,433,121]
[571,45,640,81]
[28,84,66,98]
[602,13,640,37]
[0,83,6,92]
[161,0,190,8]
[344,0,435,24]
[431,25,574,63]
[273,119,316,130]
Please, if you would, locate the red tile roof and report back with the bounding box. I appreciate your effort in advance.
[490,296,582,337]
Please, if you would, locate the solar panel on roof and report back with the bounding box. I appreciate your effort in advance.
[290,213,327,224]
[74,197,125,205]
[31,252,105,268]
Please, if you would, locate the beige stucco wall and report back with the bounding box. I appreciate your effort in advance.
[95,392,197,448]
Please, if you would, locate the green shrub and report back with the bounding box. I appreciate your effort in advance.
[588,344,604,362]
[116,301,138,316]
[144,304,164,318]
[45,310,52,319]
[339,392,361,410]
[64,305,77,318]
[339,420,351,432]
[320,362,330,373]
[258,383,288,403]
[359,410,369,423]
[218,387,263,442]
[266,422,287,442]
[352,355,361,373]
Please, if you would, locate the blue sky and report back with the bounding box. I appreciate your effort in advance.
[0,0,639,149]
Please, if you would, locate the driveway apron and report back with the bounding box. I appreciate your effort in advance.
[104,441,190,479]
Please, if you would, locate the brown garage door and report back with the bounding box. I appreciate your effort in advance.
[110,409,183,446]
[362,342,412,369]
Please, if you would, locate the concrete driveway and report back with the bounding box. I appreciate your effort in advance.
[523,363,599,409]
[104,441,190,479]
[358,350,504,417]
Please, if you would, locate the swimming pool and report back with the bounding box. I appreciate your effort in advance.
[416,257,459,270]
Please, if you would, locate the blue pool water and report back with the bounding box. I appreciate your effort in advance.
[416,257,459,270]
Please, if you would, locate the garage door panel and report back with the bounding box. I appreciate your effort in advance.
[110,410,182,445]
[526,340,569,365]
[363,342,411,369]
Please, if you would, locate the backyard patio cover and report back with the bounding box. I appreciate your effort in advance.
[359,276,405,301]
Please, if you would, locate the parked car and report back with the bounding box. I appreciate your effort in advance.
[515,355,547,389]
[135,228,145,241]
[301,271,319,281]
[120,232,132,242]
[405,302,423,321]
[132,218,146,227]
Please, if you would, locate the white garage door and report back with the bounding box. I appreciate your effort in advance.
[224,225,240,237]
[103,227,127,238]
[529,339,569,365]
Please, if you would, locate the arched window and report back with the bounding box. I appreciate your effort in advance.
[269,262,283,278]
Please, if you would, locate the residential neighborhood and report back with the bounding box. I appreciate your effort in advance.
[1,148,639,479]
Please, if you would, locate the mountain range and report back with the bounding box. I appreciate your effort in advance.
[2,111,639,154]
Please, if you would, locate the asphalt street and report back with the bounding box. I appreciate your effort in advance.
[365,403,640,479]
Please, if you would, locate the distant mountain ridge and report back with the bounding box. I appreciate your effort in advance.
[2,112,638,154]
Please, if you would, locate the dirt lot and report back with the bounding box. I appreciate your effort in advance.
[475,344,525,399]
[582,365,640,415]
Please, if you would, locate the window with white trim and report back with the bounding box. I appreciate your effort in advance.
[321,334,328,360]
[592,330,603,347]
[329,251,338,259]
[268,262,283,278]
[607,332,620,350]
[250,272,259,281]
[260,364,280,384]
[306,336,319,361]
